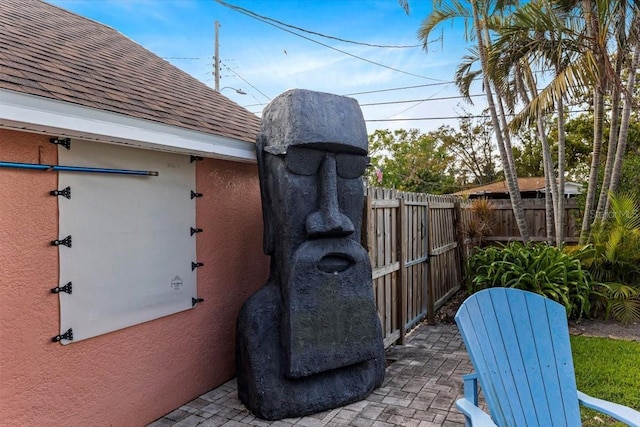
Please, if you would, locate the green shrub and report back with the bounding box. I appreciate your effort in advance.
[468,242,593,319]
[575,193,640,324]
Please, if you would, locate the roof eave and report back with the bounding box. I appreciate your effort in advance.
[0,89,257,163]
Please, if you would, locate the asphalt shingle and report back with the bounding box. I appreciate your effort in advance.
[0,0,261,143]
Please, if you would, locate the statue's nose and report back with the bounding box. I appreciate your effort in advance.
[305,155,354,238]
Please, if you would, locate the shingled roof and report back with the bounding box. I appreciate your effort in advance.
[0,0,260,144]
[455,177,582,197]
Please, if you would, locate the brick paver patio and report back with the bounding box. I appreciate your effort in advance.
[148,323,474,427]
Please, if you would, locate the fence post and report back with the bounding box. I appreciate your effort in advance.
[362,191,371,251]
[453,199,466,285]
[425,199,435,325]
[396,197,406,344]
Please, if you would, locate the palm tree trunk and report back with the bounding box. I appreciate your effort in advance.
[595,40,624,222]
[538,117,557,245]
[594,0,631,216]
[579,0,605,244]
[530,95,559,246]
[608,44,640,197]
[556,95,566,245]
[495,96,518,184]
[580,87,605,244]
[517,66,558,244]
[543,160,554,244]
[472,0,530,242]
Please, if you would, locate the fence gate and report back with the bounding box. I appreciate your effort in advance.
[366,188,402,348]
[425,195,463,321]
[365,188,462,347]
[402,195,429,332]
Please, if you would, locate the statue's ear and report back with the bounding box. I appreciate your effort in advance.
[256,135,275,255]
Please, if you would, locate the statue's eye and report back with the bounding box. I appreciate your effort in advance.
[277,146,369,179]
[335,154,370,179]
[284,147,324,175]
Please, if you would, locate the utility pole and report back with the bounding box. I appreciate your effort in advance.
[214,20,220,91]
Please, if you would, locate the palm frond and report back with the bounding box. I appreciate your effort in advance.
[398,0,410,14]
[509,53,597,130]
[417,1,473,49]
[455,49,482,102]
[608,192,640,230]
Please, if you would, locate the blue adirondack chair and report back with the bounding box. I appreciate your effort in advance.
[455,288,640,427]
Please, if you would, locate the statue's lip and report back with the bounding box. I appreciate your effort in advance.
[317,253,354,273]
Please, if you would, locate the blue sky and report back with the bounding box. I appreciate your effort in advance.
[47,0,485,134]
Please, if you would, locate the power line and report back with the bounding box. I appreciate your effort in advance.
[366,116,488,122]
[345,67,556,96]
[366,108,592,122]
[215,0,444,82]
[343,81,458,96]
[359,94,484,106]
[359,90,544,107]
[244,85,547,110]
[220,62,271,101]
[244,92,480,110]
[392,88,449,119]
[242,82,465,108]
[243,102,267,108]
[215,0,422,49]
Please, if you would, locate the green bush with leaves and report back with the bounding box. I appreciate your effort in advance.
[575,193,640,324]
[468,242,593,319]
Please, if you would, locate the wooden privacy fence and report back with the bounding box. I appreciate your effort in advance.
[460,198,580,244]
[364,188,463,348]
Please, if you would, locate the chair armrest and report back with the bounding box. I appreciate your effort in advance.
[578,390,640,427]
[456,398,497,427]
[463,373,479,406]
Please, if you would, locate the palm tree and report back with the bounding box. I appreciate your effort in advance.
[412,0,638,245]
[489,0,638,243]
[487,0,581,246]
[608,40,640,198]
[508,60,560,243]
[603,10,640,207]
[417,0,531,242]
[578,0,635,243]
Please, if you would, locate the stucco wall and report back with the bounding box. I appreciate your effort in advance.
[0,128,269,426]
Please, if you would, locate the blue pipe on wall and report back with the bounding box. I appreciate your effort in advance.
[0,161,159,176]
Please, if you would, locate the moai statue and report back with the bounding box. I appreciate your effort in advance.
[236,89,386,420]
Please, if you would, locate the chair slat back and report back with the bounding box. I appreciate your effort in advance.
[455,288,581,427]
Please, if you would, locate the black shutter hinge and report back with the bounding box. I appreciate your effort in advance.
[191,190,203,199]
[52,328,73,342]
[51,282,72,294]
[51,235,72,247]
[191,262,204,270]
[50,186,71,199]
[190,155,203,163]
[192,297,204,307]
[190,227,203,236]
[50,137,71,150]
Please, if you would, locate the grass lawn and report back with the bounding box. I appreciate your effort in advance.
[572,336,640,426]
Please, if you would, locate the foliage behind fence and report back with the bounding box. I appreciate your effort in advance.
[460,198,580,244]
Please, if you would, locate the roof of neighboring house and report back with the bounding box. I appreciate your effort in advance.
[455,177,582,196]
[0,0,260,144]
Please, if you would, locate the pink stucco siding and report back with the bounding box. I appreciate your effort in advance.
[0,128,269,426]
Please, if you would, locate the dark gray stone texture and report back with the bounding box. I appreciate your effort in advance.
[236,89,385,420]
[259,89,369,155]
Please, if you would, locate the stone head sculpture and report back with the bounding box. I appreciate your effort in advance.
[256,89,368,256]
[236,89,385,420]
